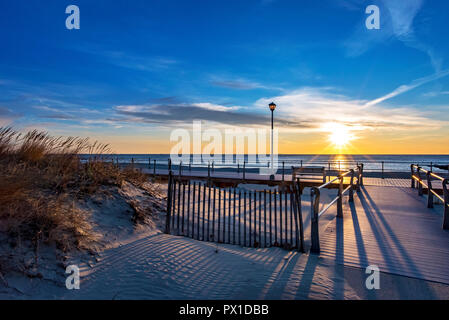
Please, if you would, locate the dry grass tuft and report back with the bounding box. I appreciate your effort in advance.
[0,127,148,258]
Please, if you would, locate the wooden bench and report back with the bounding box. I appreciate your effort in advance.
[292,166,326,184]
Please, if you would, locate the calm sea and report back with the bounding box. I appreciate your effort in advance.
[84,154,449,173]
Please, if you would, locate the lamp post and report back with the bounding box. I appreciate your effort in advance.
[269,102,276,180]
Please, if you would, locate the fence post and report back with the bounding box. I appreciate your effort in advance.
[294,178,305,252]
[426,171,434,208]
[208,162,211,179]
[212,161,214,173]
[349,169,354,202]
[310,187,320,254]
[237,162,240,174]
[165,171,173,234]
[282,161,285,181]
[243,161,246,180]
[360,163,364,186]
[179,161,182,177]
[417,167,423,196]
[356,165,362,192]
[381,161,384,179]
[168,158,172,172]
[411,164,415,188]
[337,175,343,218]
[443,179,449,230]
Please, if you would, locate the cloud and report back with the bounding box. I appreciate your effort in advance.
[0,107,22,126]
[423,91,449,98]
[384,0,423,37]
[74,46,178,71]
[209,76,285,92]
[344,0,442,72]
[210,79,266,90]
[364,69,449,107]
[254,87,445,132]
[193,103,241,112]
[112,103,313,130]
[108,84,446,136]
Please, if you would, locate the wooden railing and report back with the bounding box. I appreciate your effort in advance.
[411,164,449,229]
[310,164,363,253]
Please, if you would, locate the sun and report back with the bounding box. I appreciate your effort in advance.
[326,123,354,147]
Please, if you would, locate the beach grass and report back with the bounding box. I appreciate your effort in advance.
[0,127,148,275]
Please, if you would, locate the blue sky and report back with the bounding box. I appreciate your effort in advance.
[0,0,448,153]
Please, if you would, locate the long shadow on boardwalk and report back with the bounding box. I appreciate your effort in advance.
[359,188,424,279]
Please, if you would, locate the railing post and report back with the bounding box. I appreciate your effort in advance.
[179,161,182,177]
[243,161,246,180]
[212,161,214,173]
[356,165,361,192]
[153,160,156,176]
[426,171,434,208]
[282,161,285,181]
[168,158,172,172]
[349,169,355,202]
[443,179,449,230]
[337,175,343,218]
[208,162,211,179]
[417,167,423,196]
[165,171,173,234]
[360,163,364,186]
[381,161,384,179]
[310,187,320,254]
[411,164,415,188]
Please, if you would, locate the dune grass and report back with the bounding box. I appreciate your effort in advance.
[0,128,148,261]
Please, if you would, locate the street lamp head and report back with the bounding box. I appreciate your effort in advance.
[269,102,276,111]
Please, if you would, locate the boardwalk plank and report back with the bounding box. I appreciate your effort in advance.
[319,185,449,284]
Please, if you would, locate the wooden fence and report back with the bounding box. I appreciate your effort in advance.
[165,172,305,252]
[411,164,449,229]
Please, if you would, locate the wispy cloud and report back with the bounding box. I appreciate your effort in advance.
[74,46,178,71]
[364,69,449,107]
[210,79,265,90]
[0,106,22,126]
[423,91,449,98]
[209,77,283,91]
[255,87,446,133]
[344,0,443,72]
[112,103,311,129]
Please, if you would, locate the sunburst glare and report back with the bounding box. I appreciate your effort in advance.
[325,123,355,148]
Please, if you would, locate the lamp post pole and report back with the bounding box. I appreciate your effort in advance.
[269,102,276,181]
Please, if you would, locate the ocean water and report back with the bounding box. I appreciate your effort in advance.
[81,154,449,173]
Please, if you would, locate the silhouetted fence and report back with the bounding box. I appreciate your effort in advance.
[165,172,305,252]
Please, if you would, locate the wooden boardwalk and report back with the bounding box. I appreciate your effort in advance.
[144,168,418,188]
[149,167,449,283]
[319,185,449,284]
